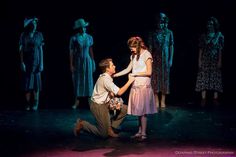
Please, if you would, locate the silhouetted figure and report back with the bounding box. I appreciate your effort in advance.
[69,18,96,109]
[148,13,174,109]
[19,17,44,111]
[195,17,224,107]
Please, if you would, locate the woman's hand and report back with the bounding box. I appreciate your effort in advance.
[113,73,118,78]
[70,65,75,73]
[21,62,26,72]
[91,59,96,72]
[39,65,43,72]
[129,73,136,77]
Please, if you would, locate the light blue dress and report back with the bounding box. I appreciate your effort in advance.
[19,31,44,91]
[69,33,95,97]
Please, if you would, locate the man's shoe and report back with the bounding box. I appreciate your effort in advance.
[74,119,83,136]
[108,127,119,138]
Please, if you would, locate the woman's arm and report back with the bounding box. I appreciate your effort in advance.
[89,46,94,59]
[19,45,23,63]
[39,45,44,72]
[69,49,74,72]
[69,37,75,73]
[218,49,222,69]
[113,61,132,77]
[198,49,203,68]
[89,46,96,72]
[169,44,174,67]
[117,74,135,96]
[19,45,26,72]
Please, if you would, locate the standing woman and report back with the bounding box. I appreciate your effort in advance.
[69,18,96,109]
[195,17,224,106]
[19,17,44,111]
[148,12,174,109]
[113,36,157,141]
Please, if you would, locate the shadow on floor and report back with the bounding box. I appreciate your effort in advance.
[0,104,236,157]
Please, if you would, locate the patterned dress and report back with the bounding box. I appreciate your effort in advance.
[148,29,174,94]
[195,32,224,92]
[19,31,44,91]
[128,50,157,116]
[69,33,95,97]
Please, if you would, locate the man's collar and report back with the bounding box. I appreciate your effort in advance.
[100,72,112,79]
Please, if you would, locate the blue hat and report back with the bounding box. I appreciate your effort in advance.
[73,18,89,29]
[24,17,38,28]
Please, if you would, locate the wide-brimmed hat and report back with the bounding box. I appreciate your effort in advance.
[24,17,38,28]
[73,18,89,29]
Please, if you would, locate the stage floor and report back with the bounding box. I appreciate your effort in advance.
[0,105,236,157]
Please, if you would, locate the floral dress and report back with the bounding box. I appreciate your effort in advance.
[148,29,174,94]
[195,32,224,92]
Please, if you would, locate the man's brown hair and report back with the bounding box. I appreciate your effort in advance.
[99,58,112,73]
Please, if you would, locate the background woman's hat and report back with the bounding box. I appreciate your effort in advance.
[73,18,89,29]
[158,12,169,23]
[24,17,38,28]
[160,12,167,20]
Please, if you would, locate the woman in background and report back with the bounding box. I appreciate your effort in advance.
[19,17,44,111]
[148,12,174,109]
[195,17,224,106]
[69,18,96,109]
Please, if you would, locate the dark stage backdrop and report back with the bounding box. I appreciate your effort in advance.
[1,0,235,109]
